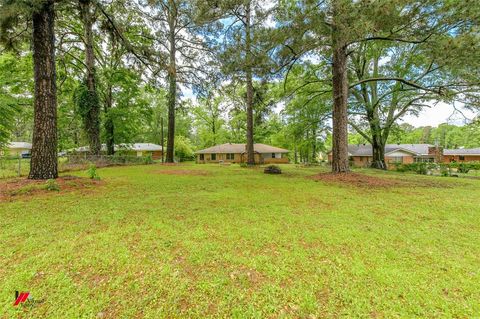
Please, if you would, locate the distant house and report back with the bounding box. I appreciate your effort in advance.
[443,148,480,163]
[0,142,32,158]
[328,144,442,168]
[73,143,164,159]
[196,143,289,164]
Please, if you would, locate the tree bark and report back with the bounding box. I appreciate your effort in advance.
[29,0,58,180]
[79,0,101,155]
[331,7,350,173]
[161,116,164,163]
[245,0,255,166]
[166,4,177,163]
[104,84,115,155]
[371,134,386,169]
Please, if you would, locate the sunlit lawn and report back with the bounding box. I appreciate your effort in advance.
[1,163,479,318]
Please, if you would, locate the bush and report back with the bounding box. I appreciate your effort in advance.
[457,163,468,173]
[396,161,480,177]
[264,165,282,174]
[239,163,248,168]
[440,164,451,177]
[87,164,100,180]
[143,154,154,165]
[45,179,60,191]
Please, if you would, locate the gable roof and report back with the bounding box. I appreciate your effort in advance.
[444,148,480,156]
[333,144,434,157]
[196,143,289,154]
[7,142,32,150]
[384,147,419,156]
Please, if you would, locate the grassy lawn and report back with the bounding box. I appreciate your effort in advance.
[1,163,479,318]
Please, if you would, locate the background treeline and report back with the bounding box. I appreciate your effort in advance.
[1,0,479,178]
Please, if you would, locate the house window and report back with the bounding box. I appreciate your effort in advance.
[226,153,235,160]
[459,156,465,161]
[388,156,403,163]
[272,153,276,158]
[414,157,434,163]
[211,153,216,160]
[199,154,204,160]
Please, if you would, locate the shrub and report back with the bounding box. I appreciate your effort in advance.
[457,163,470,174]
[440,164,451,177]
[87,164,100,180]
[415,163,428,175]
[239,163,248,168]
[264,165,282,174]
[143,154,154,165]
[45,179,60,191]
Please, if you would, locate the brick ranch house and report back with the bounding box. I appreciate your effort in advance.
[196,143,289,164]
[328,144,442,169]
[443,148,480,163]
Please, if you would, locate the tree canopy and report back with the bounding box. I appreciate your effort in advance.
[0,0,479,177]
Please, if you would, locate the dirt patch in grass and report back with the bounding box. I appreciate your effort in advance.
[308,172,404,188]
[154,170,210,176]
[0,175,103,201]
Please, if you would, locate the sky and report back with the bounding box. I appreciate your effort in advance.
[400,102,478,127]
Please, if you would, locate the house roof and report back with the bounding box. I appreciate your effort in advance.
[332,144,435,157]
[8,142,32,150]
[116,143,163,151]
[73,143,163,152]
[444,148,480,156]
[195,143,289,154]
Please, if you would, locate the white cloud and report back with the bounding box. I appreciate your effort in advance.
[400,102,478,127]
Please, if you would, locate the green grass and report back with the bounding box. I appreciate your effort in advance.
[1,163,479,318]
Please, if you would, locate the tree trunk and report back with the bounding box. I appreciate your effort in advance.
[294,139,298,164]
[371,135,386,169]
[161,116,164,163]
[104,84,115,155]
[331,8,350,173]
[245,0,255,166]
[79,0,101,155]
[369,119,387,169]
[29,0,58,180]
[166,8,177,163]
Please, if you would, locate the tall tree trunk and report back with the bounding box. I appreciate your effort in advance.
[161,116,164,163]
[371,134,386,169]
[294,139,298,164]
[369,116,387,169]
[331,7,350,173]
[104,84,115,155]
[79,0,100,155]
[166,7,177,163]
[245,0,255,166]
[29,0,58,180]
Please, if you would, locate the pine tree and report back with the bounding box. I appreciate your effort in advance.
[1,0,58,179]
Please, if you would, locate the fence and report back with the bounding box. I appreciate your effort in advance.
[0,156,30,178]
[0,154,156,179]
